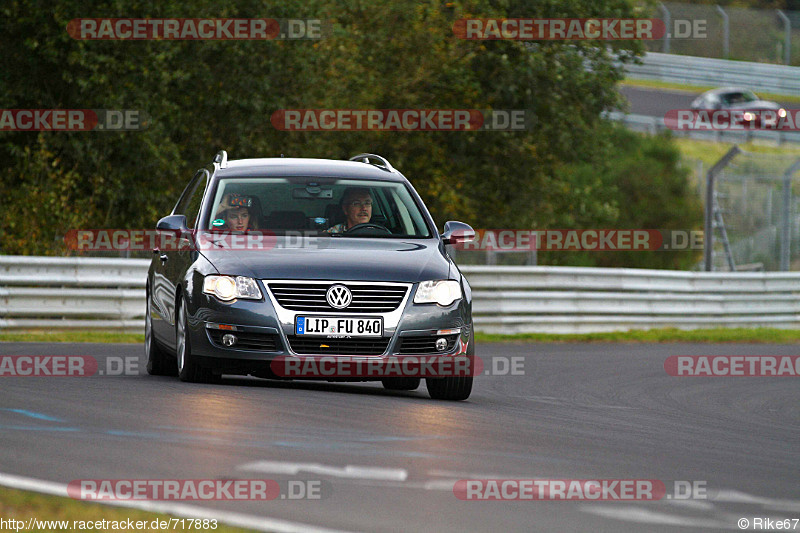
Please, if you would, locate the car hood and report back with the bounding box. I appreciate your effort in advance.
[199,237,451,283]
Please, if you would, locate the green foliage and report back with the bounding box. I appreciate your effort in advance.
[0,0,699,269]
[543,126,703,269]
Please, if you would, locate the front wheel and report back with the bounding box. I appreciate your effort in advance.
[425,329,474,401]
[176,298,214,383]
[425,375,473,401]
[145,289,176,376]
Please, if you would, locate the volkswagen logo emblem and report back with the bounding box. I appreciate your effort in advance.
[326,284,352,309]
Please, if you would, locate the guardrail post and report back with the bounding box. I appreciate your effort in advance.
[777,10,791,65]
[659,3,670,54]
[716,6,729,59]
[705,145,741,271]
[780,159,800,270]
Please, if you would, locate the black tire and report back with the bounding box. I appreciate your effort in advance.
[145,288,176,376]
[425,329,474,401]
[381,377,421,391]
[176,297,214,383]
[425,374,473,400]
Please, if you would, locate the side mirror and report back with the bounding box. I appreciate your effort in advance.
[441,221,475,245]
[156,215,188,231]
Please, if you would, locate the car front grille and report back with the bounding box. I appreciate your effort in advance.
[267,282,408,313]
[396,334,459,355]
[207,330,282,352]
[286,335,391,356]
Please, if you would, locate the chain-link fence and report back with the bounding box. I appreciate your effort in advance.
[702,150,800,271]
[644,2,800,66]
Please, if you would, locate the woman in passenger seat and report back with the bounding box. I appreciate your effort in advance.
[213,193,259,231]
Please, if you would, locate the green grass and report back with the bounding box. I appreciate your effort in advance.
[1,328,797,345]
[0,486,254,533]
[476,327,800,343]
[0,331,143,343]
[672,136,800,168]
[621,78,800,104]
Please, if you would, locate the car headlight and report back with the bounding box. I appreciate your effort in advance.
[779,108,787,118]
[743,112,754,121]
[203,275,262,301]
[414,280,462,306]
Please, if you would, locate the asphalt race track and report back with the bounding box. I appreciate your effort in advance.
[1,341,798,532]
[619,86,796,118]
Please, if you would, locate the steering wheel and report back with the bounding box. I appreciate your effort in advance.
[345,222,393,235]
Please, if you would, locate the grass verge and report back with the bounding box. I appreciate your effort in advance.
[673,136,800,168]
[1,328,798,344]
[0,331,143,343]
[476,327,800,343]
[621,78,800,104]
[0,486,254,533]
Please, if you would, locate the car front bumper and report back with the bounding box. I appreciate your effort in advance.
[185,279,472,375]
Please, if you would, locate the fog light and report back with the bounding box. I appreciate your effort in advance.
[222,333,237,347]
[435,338,448,352]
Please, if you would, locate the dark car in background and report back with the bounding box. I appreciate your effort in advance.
[144,151,476,400]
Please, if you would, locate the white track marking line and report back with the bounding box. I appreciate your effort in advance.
[427,469,523,478]
[713,489,800,512]
[581,505,728,529]
[0,472,356,533]
[238,461,408,481]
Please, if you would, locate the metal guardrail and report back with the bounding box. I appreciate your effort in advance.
[605,111,800,145]
[466,266,800,334]
[2,256,800,335]
[625,52,800,96]
[0,256,147,333]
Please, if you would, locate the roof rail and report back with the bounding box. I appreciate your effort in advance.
[349,153,395,172]
[213,150,228,169]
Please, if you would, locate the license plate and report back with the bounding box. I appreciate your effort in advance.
[296,316,383,337]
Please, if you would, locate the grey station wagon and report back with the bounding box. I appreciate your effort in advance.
[145,151,476,400]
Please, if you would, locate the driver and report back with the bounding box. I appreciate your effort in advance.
[325,187,372,233]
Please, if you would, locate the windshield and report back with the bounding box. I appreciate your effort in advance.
[203,177,432,238]
[720,90,758,105]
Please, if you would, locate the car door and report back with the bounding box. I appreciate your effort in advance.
[152,169,208,346]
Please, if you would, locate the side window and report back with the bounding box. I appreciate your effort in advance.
[173,170,208,228]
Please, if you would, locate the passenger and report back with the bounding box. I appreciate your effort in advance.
[213,193,258,231]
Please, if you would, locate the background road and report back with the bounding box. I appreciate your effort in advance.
[619,85,796,118]
[1,342,798,532]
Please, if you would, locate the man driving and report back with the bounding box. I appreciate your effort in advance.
[325,187,373,233]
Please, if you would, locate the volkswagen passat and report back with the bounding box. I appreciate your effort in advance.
[145,151,476,400]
